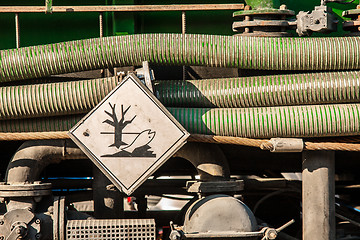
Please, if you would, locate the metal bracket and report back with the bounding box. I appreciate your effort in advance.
[269,138,304,153]
[135,61,155,93]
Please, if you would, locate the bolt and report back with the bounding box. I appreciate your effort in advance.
[35,233,42,239]
[35,219,41,224]
[16,228,22,234]
[280,4,288,10]
[265,229,278,240]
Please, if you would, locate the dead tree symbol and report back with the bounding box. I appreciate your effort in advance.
[102,103,136,148]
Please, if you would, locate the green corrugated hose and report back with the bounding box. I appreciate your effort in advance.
[0,71,360,120]
[0,77,118,119]
[156,71,360,108]
[2,34,360,82]
[0,104,359,138]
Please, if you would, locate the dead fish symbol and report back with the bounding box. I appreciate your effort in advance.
[121,129,155,153]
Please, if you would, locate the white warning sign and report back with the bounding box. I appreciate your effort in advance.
[69,74,189,195]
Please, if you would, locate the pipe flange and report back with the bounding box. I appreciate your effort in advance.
[343,5,360,35]
[0,182,52,197]
[233,5,295,37]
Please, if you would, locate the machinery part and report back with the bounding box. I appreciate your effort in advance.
[0,182,52,197]
[4,102,360,138]
[296,4,338,36]
[5,139,86,212]
[135,61,155,93]
[173,142,230,181]
[92,167,123,219]
[268,138,304,153]
[66,219,155,240]
[53,196,66,240]
[0,208,41,240]
[182,195,257,238]
[245,0,280,9]
[233,5,295,37]
[186,180,244,193]
[343,5,360,36]
[4,35,360,82]
[302,151,335,240]
[5,70,360,120]
[174,219,295,239]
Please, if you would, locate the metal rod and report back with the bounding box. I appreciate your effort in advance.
[182,11,186,80]
[181,11,186,34]
[15,13,20,48]
[302,151,335,240]
[0,4,244,13]
[99,12,103,38]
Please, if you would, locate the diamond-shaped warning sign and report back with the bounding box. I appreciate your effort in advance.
[69,74,189,195]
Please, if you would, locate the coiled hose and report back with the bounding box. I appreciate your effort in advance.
[2,34,360,82]
[1,104,359,138]
[1,71,360,120]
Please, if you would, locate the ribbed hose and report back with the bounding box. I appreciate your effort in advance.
[2,71,360,120]
[1,104,360,138]
[0,77,118,119]
[156,71,360,108]
[2,34,360,82]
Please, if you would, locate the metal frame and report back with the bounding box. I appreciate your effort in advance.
[0,4,244,13]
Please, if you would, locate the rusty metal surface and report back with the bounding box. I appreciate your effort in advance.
[233,5,294,37]
[0,4,244,13]
[343,5,360,35]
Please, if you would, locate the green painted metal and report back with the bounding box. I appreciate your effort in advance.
[245,0,280,9]
[1,0,360,50]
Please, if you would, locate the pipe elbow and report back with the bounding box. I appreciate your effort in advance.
[6,139,86,184]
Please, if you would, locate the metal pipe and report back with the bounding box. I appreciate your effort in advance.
[5,139,87,211]
[302,151,335,240]
[2,34,360,82]
[173,142,230,181]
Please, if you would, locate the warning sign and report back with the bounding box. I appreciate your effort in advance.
[69,74,189,195]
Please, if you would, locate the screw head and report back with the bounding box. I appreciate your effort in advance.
[35,233,42,239]
[35,219,41,224]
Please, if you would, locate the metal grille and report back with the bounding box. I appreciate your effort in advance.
[66,219,156,240]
